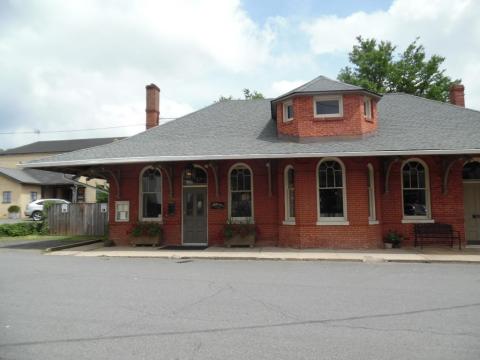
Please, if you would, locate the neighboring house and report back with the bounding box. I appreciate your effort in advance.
[22,77,480,248]
[0,137,123,218]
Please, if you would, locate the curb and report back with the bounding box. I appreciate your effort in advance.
[45,239,102,252]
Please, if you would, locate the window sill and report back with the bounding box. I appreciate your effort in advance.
[282,220,296,226]
[401,219,435,224]
[230,218,254,224]
[283,119,294,123]
[368,220,380,225]
[313,115,344,121]
[140,218,163,223]
[316,220,350,226]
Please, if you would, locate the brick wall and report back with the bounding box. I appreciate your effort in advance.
[105,155,466,249]
[276,94,378,138]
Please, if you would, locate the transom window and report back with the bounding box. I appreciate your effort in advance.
[183,166,207,186]
[229,165,253,220]
[314,95,343,118]
[364,97,372,120]
[402,160,430,218]
[463,161,480,180]
[140,168,162,220]
[317,159,346,220]
[283,101,294,122]
[284,166,295,222]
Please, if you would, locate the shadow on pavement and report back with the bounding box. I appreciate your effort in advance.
[0,239,81,250]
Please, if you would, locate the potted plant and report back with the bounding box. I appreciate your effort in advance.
[223,218,256,247]
[7,205,21,219]
[129,222,163,247]
[384,230,403,249]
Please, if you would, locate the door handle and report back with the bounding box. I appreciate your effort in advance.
[473,214,480,219]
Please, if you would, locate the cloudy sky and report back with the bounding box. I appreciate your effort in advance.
[1,0,479,149]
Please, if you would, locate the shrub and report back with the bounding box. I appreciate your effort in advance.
[129,222,163,237]
[7,205,20,213]
[0,221,48,237]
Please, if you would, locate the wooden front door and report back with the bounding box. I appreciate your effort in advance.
[183,187,208,245]
[464,182,480,245]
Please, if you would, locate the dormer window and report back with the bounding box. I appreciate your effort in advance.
[364,97,372,120]
[283,100,294,122]
[313,95,343,118]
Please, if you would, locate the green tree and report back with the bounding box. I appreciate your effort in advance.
[216,88,265,102]
[338,36,459,102]
[96,184,109,203]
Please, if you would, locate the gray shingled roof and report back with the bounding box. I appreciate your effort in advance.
[21,93,480,168]
[1,137,125,155]
[273,75,379,101]
[0,167,73,185]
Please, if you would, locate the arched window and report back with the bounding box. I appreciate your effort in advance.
[463,161,480,180]
[367,164,376,223]
[284,165,295,223]
[229,164,253,220]
[402,160,430,219]
[317,158,347,222]
[140,167,162,220]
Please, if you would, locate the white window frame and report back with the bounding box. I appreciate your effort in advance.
[401,158,433,223]
[313,95,343,119]
[283,100,294,122]
[364,97,372,120]
[2,191,11,204]
[228,163,254,223]
[139,166,163,222]
[115,201,130,222]
[316,157,349,225]
[283,165,295,225]
[367,164,378,224]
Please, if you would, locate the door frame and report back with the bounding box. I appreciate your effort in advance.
[181,166,208,246]
[463,179,480,247]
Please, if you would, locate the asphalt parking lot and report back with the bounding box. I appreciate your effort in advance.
[1,247,479,360]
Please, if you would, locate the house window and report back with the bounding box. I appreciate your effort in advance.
[364,97,372,120]
[317,159,347,223]
[367,164,376,223]
[30,192,38,202]
[229,164,253,221]
[402,160,430,219]
[283,101,293,122]
[314,95,343,118]
[2,191,12,204]
[140,167,162,220]
[115,201,129,222]
[284,166,295,223]
[76,187,85,202]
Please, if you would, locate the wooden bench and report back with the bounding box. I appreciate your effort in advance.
[414,223,461,249]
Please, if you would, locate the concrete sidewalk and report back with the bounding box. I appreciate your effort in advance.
[48,243,480,263]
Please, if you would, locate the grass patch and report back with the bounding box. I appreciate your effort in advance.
[0,235,104,244]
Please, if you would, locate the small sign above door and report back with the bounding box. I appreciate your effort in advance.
[210,202,225,209]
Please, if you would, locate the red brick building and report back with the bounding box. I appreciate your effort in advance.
[23,76,480,248]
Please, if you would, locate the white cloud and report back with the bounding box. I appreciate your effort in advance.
[0,0,274,148]
[301,0,480,109]
[271,80,306,96]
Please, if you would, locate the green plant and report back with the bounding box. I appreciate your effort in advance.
[7,205,20,213]
[0,222,47,237]
[384,230,402,248]
[130,222,163,238]
[223,218,256,239]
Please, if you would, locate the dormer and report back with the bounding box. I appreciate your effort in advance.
[272,76,382,139]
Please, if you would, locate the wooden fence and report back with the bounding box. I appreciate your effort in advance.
[47,203,108,236]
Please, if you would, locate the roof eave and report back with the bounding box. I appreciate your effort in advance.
[272,89,383,104]
[19,148,480,169]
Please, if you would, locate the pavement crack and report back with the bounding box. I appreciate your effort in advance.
[3,301,478,348]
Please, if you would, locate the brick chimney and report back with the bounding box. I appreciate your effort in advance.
[146,83,160,129]
[449,83,465,107]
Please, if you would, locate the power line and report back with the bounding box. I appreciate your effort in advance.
[0,118,177,135]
